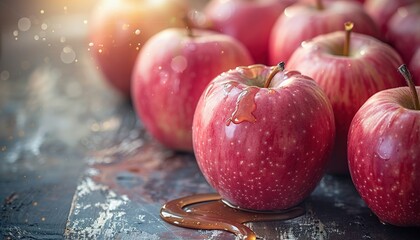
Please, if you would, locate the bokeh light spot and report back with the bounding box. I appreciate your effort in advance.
[18,17,31,31]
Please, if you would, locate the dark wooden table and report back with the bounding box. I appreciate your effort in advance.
[1,1,419,239]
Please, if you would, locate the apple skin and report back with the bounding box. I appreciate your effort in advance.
[287,31,406,174]
[132,28,253,152]
[89,0,188,96]
[269,0,380,65]
[364,0,417,37]
[409,48,420,85]
[192,64,335,210]
[348,87,420,227]
[204,0,295,64]
[387,3,420,64]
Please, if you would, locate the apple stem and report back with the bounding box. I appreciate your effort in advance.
[343,22,354,57]
[263,62,285,88]
[183,16,193,37]
[398,64,420,110]
[316,0,324,10]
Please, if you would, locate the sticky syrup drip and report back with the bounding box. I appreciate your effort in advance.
[160,193,305,240]
[226,87,259,126]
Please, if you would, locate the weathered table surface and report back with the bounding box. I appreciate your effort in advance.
[1,2,420,239]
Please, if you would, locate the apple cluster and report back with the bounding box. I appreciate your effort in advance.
[88,0,420,227]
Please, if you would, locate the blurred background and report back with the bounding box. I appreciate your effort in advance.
[0,0,209,160]
[1,0,110,165]
[0,1,208,238]
[1,0,97,68]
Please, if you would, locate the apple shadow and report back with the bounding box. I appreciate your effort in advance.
[302,175,420,239]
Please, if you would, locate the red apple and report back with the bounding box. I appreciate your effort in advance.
[287,27,406,174]
[89,0,188,96]
[132,28,253,151]
[409,48,420,85]
[192,63,335,211]
[387,3,420,64]
[269,0,380,65]
[204,0,295,64]
[348,65,420,227]
[364,0,417,37]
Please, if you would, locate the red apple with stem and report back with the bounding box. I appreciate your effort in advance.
[131,27,253,152]
[269,0,380,65]
[387,3,420,64]
[409,48,420,85]
[348,64,420,227]
[192,63,335,211]
[204,0,295,64]
[287,23,406,174]
[89,0,188,96]
[364,0,417,37]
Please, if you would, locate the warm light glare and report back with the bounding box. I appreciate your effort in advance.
[147,0,168,6]
[106,0,122,8]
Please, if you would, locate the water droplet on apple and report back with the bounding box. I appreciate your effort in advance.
[34,35,40,41]
[60,36,66,43]
[134,29,141,35]
[13,30,18,37]
[203,82,215,99]
[40,9,45,14]
[377,137,393,160]
[170,56,188,73]
[225,123,237,139]
[88,42,94,47]
[223,82,238,96]
[301,41,310,48]
[41,23,48,30]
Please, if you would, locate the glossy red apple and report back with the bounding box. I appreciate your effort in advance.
[348,65,420,227]
[192,63,335,211]
[364,0,417,37]
[89,0,188,96]
[132,28,253,151]
[204,0,295,64]
[287,25,405,174]
[409,48,420,85]
[387,3,420,64]
[269,0,379,64]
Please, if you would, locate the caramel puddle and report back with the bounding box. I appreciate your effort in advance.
[160,193,305,240]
